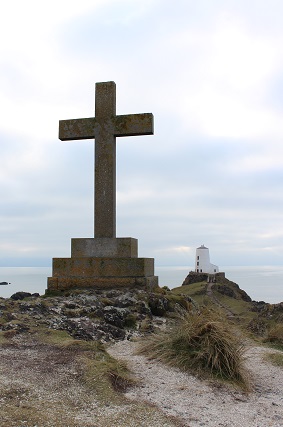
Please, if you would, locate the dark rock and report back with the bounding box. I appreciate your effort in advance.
[148,296,169,316]
[1,322,29,334]
[114,292,138,308]
[212,282,252,302]
[103,306,130,328]
[213,284,237,299]
[19,302,34,312]
[106,290,120,298]
[33,302,49,315]
[62,317,125,342]
[237,288,252,302]
[5,312,17,321]
[137,301,151,315]
[10,292,32,301]
[98,322,126,340]
[63,318,103,341]
[64,302,79,310]
[92,308,104,318]
[251,301,283,323]
[251,301,269,312]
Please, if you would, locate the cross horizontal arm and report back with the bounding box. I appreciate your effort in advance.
[114,113,153,137]
[59,118,96,141]
[59,113,153,141]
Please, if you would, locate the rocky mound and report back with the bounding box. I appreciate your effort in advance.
[0,288,192,342]
[182,271,252,302]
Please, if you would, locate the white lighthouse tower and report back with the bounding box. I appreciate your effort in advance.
[195,245,219,274]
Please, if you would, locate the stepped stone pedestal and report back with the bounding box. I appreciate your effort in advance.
[47,238,158,291]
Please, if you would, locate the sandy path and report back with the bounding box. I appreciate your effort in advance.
[108,340,283,427]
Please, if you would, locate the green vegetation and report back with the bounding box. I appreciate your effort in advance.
[165,293,192,311]
[35,326,91,348]
[124,313,138,328]
[171,281,207,305]
[137,309,251,391]
[265,352,283,368]
[212,290,255,323]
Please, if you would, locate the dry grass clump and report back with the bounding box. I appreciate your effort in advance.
[265,324,283,347]
[108,359,137,392]
[265,352,283,367]
[138,309,250,390]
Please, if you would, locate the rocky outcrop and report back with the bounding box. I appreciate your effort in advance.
[212,282,252,302]
[251,301,283,323]
[182,271,209,286]
[10,292,40,300]
[182,271,252,303]
[0,288,192,343]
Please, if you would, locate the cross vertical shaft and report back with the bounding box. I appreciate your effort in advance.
[95,82,116,238]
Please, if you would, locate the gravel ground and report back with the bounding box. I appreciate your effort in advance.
[0,334,183,427]
[108,340,283,427]
[0,332,282,426]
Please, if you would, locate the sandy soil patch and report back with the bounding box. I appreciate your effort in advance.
[108,340,283,427]
[0,334,183,427]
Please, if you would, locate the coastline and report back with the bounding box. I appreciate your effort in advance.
[0,265,282,303]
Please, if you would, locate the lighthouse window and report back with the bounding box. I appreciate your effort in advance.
[197,256,199,260]
[197,262,199,266]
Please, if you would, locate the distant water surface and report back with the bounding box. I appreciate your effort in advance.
[0,267,51,299]
[0,266,282,303]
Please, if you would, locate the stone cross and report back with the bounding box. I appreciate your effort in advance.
[59,81,154,238]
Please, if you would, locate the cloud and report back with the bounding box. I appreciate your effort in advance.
[0,0,283,269]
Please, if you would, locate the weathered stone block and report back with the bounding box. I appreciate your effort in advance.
[71,238,138,258]
[47,275,158,291]
[52,257,154,278]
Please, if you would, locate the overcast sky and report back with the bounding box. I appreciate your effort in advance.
[1,0,283,270]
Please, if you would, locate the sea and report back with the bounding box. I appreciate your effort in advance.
[0,266,282,304]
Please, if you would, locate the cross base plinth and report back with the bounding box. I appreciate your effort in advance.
[47,275,158,292]
[46,237,159,293]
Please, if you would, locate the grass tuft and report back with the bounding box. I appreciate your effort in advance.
[265,324,283,346]
[81,354,136,402]
[265,352,283,367]
[108,359,137,392]
[138,309,251,390]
